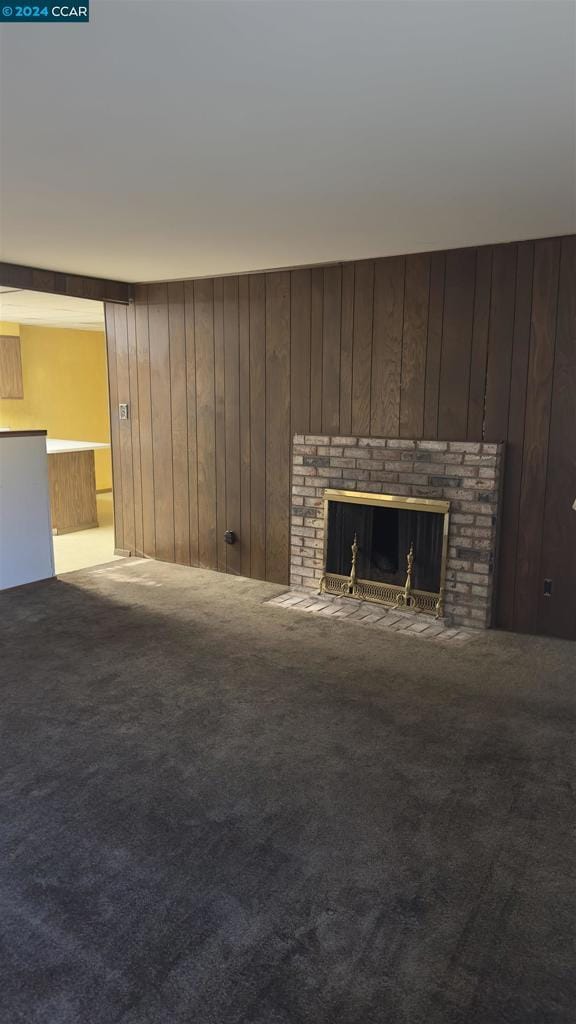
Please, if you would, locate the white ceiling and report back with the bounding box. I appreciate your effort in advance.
[0,1,574,284]
[0,289,105,331]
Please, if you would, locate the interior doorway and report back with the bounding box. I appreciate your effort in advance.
[0,287,121,575]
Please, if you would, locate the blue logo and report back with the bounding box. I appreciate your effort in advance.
[1,3,89,20]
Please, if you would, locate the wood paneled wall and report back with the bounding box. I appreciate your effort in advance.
[105,236,576,640]
[0,262,132,304]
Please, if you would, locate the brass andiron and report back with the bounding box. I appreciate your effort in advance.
[394,541,416,610]
[347,533,359,594]
[404,542,414,604]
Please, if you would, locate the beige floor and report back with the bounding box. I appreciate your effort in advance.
[53,492,122,575]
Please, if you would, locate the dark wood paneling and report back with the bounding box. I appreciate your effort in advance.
[537,237,576,638]
[238,276,252,578]
[290,269,311,436]
[371,257,404,437]
[193,278,217,569]
[495,242,534,631]
[400,254,429,438]
[249,275,266,580]
[483,245,517,441]
[168,282,190,566]
[437,248,476,439]
[514,239,561,634]
[339,263,355,435]
[223,277,241,575]
[423,252,446,439]
[148,283,175,563]
[322,266,341,434]
[0,261,132,303]
[352,261,374,436]
[105,235,576,639]
[213,279,227,573]
[184,282,199,567]
[134,285,156,558]
[265,272,291,583]
[467,247,492,440]
[309,268,323,434]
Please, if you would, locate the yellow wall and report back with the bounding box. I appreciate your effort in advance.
[0,324,112,490]
[0,322,20,335]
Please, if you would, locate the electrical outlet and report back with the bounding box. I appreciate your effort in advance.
[119,403,129,420]
[543,579,553,597]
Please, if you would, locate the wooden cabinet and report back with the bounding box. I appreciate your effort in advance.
[48,449,98,534]
[0,335,24,398]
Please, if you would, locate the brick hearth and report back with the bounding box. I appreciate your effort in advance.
[290,435,505,630]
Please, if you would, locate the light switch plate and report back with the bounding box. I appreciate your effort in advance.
[119,403,129,420]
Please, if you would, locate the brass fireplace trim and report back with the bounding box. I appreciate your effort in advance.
[323,489,450,515]
[320,489,450,617]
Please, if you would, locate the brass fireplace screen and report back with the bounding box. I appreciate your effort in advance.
[319,490,450,617]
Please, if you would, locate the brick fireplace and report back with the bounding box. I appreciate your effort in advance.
[290,435,505,630]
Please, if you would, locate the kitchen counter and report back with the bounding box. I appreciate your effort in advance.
[46,439,110,534]
[46,438,110,455]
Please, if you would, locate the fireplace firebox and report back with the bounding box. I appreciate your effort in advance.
[320,490,450,616]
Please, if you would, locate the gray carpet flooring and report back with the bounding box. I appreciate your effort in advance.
[1,558,575,1024]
